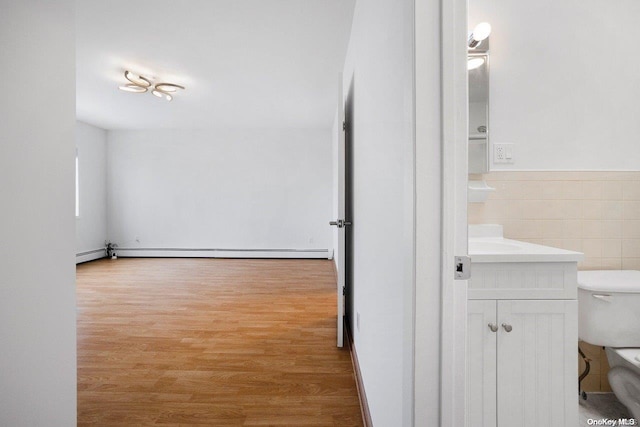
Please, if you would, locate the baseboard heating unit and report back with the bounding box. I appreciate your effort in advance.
[75,249,106,264]
[113,248,331,259]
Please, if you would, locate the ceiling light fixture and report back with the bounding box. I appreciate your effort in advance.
[468,22,492,49]
[118,70,185,101]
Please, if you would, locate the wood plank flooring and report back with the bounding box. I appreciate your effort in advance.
[76,258,362,426]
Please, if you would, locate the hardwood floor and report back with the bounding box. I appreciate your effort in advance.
[76,258,363,426]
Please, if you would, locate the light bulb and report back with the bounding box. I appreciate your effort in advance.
[472,22,492,41]
[468,22,492,48]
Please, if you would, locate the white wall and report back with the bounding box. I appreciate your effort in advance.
[76,121,107,261]
[470,0,640,170]
[107,129,332,255]
[340,0,416,424]
[0,1,77,425]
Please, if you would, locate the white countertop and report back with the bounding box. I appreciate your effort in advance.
[468,225,584,263]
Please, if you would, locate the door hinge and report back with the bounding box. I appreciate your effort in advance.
[342,121,346,131]
[342,286,345,295]
[454,256,471,280]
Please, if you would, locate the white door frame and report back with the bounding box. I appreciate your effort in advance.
[414,0,468,424]
[439,0,469,424]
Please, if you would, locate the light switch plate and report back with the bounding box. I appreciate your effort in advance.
[494,143,514,164]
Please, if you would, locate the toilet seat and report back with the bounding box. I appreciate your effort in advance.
[578,271,640,421]
[609,348,640,369]
[608,366,640,422]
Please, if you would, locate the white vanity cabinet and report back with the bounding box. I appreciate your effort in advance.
[467,225,582,427]
[467,299,578,427]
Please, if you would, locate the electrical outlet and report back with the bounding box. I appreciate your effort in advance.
[494,143,514,164]
[356,312,361,332]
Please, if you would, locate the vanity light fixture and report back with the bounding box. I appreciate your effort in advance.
[117,70,185,101]
[467,57,485,70]
[468,22,492,49]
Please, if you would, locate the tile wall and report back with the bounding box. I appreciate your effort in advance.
[469,171,640,392]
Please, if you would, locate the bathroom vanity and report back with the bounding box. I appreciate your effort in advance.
[467,225,583,427]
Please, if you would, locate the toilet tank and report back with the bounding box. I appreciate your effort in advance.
[578,270,640,347]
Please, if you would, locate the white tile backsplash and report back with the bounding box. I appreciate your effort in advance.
[469,171,640,272]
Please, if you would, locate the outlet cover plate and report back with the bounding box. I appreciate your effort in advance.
[494,143,514,164]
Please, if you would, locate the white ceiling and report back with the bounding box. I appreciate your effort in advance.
[76,1,355,130]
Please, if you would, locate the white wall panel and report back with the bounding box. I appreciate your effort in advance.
[107,129,332,252]
[341,0,417,424]
[0,1,77,424]
[470,0,640,170]
[76,121,107,260]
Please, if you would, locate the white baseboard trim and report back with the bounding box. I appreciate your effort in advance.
[347,326,373,427]
[76,249,106,264]
[114,248,331,259]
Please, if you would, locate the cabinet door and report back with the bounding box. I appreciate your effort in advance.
[467,300,498,427]
[497,300,578,427]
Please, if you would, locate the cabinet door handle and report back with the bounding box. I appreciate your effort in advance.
[488,323,498,333]
[502,323,513,333]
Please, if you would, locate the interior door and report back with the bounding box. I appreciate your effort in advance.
[344,78,354,342]
[332,74,346,347]
[332,75,354,348]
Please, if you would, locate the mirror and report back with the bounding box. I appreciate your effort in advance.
[468,41,489,173]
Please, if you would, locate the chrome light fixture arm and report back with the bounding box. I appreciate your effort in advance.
[118,70,185,101]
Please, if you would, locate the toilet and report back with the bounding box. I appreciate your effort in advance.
[578,270,640,421]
